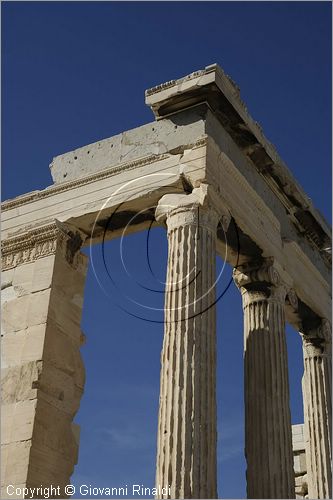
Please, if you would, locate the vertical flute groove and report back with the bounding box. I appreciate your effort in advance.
[155,202,218,499]
[234,264,295,500]
[243,298,294,498]
[302,330,332,499]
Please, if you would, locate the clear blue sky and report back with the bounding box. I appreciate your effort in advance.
[2,2,331,499]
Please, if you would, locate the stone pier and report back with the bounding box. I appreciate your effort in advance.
[1,223,87,498]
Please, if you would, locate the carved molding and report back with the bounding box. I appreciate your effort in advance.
[145,69,209,97]
[2,223,57,270]
[1,221,86,271]
[145,79,177,97]
[190,137,208,149]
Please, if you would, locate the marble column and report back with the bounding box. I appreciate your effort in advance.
[302,320,332,499]
[155,185,222,499]
[233,260,295,499]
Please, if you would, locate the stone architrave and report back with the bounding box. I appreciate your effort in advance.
[301,320,332,499]
[154,185,228,499]
[233,260,295,499]
[1,222,87,499]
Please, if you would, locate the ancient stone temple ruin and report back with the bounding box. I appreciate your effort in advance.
[1,64,331,499]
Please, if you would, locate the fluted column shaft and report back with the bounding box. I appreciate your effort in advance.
[302,321,332,499]
[155,187,220,499]
[234,261,295,499]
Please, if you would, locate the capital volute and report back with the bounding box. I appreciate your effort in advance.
[286,288,298,311]
[301,319,332,358]
[232,258,291,306]
[233,258,280,289]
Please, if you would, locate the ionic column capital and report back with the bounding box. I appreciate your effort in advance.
[302,319,332,358]
[233,257,280,288]
[232,257,291,306]
[155,183,230,233]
